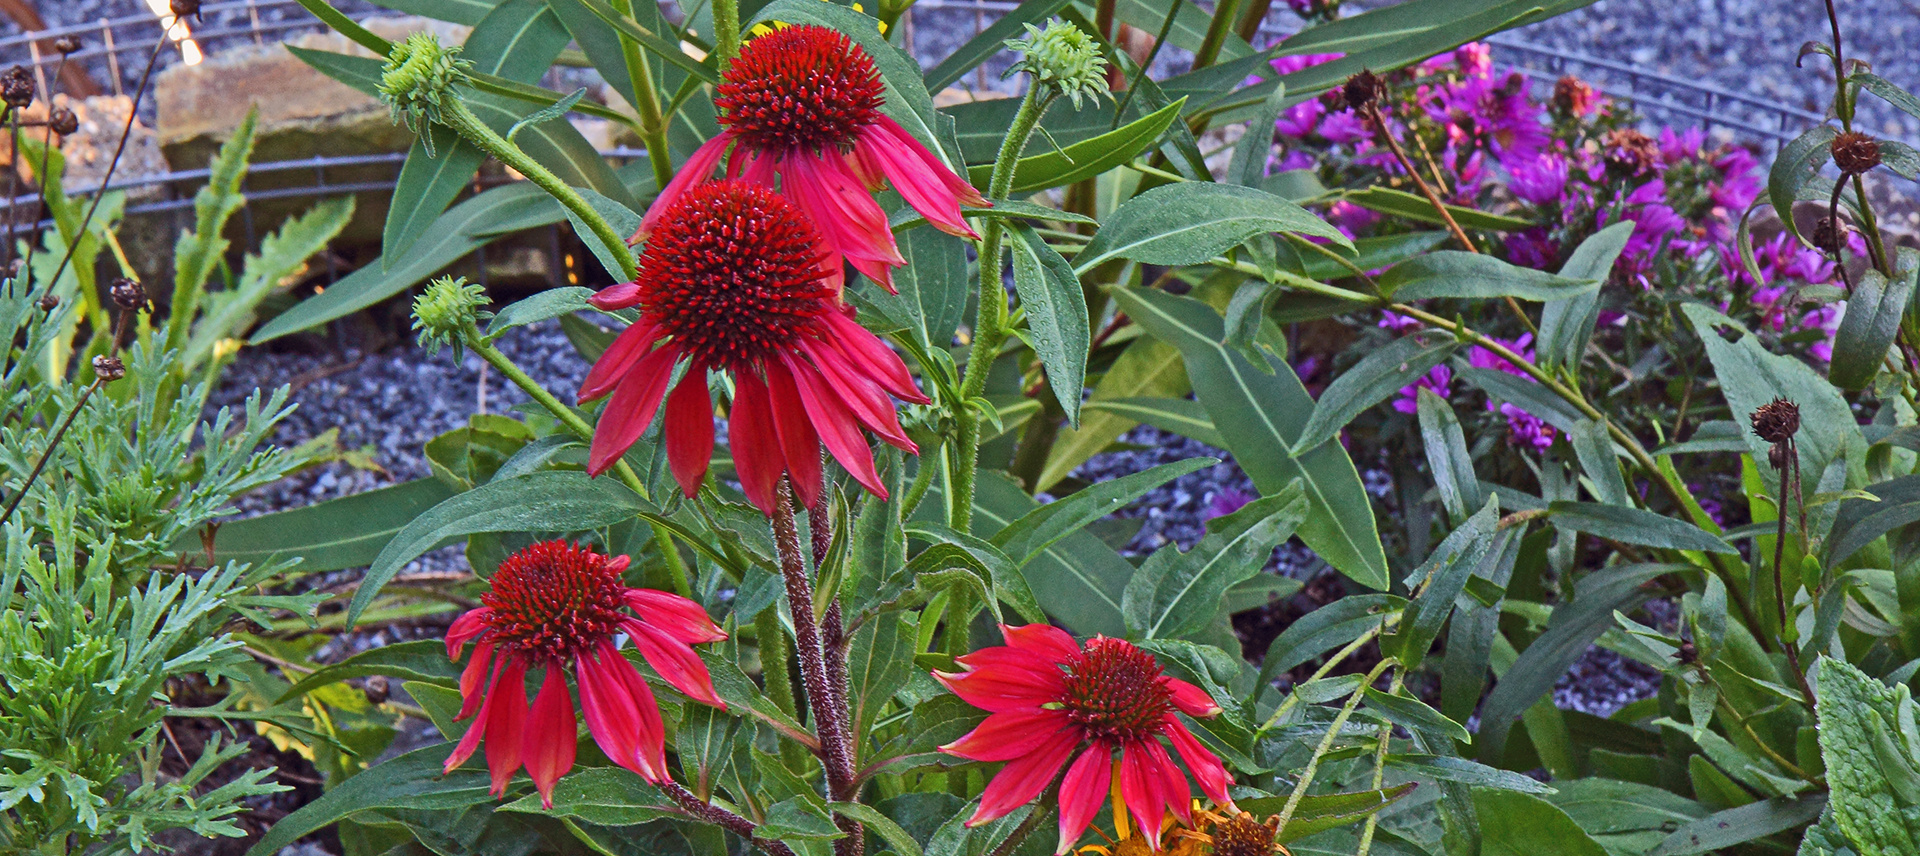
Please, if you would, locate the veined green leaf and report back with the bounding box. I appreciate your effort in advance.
[1123,483,1308,640]
[992,458,1215,568]
[242,746,493,856]
[1077,182,1349,272]
[1396,499,1499,672]
[966,99,1186,194]
[1083,396,1224,448]
[1009,223,1091,425]
[1769,125,1838,246]
[1477,790,1607,856]
[187,477,459,574]
[1830,255,1917,390]
[1537,222,1633,372]
[1379,251,1598,302]
[1547,501,1737,554]
[1292,332,1456,454]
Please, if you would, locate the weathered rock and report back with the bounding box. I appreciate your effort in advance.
[0,94,166,198]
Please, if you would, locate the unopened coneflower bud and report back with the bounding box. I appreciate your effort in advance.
[92,355,124,382]
[169,0,202,21]
[379,33,471,139]
[411,275,490,355]
[1832,131,1882,175]
[51,36,80,56]
[1342,68,1385,111]
[36,293,57,312]
[110,277,146,310]
[48,107,77,137]
[1212,812,1283,856]
[1,67,33,110]
[363,675,391,705]
[1003,20,1110,109]
[1751,397,1801,444]
[1769,443,1791,471]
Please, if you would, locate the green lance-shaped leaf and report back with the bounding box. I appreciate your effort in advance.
[1827,475,1918,566]
[485,286,595,338]
[1546,501,1737,554]
[1570,419,1629,507]
[1830,252,1918,390]
[1378,250,1598,302]
[1770,125,1839,246]
[276,640,462,702]
[1008,223,1091,425]
[1396,497,1499,671]
[1416,387,1483,527]
[1075,182,1350,272]
[966,98,1188,194]
[1227,82,1287,188]
[1476,790,1608,856]
[183,477,460,574]
[1537,221,1633,371]
[992,458,1216,568]
[1647,793,1827,855]
[1116,285,1388,589]
[1292,332,1457,454]
[1122,483,1309,640]
[351,471,650,625]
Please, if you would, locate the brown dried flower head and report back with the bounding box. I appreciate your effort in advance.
[48,107,77,137]
[35,293,57,312]
[1211,812,1283,856]
[169,0,203,21]
[1751,397,1801,444]
[92,355,124,382]
[1812,216,1846,254]
[110,277,146,311]
[52,36,81,56]
[1832,131,1882,175]
[1,67,33,110]
[1552,75,1595,117]
[1341,69,1385,112]
[1602,128,1659,178]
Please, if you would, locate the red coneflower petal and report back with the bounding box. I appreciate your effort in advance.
[1119,742,1170,844]
[456,639,496,721]
[1164,677,1222,718]
[578,321,660,403]
[587,280,643,312]
[966,729,1078,827]
[763,358,825,510]
[728,370,784,514]
[934,662,1067,713]
[577,643,655,781]
[782,152,903,293]
[446,607,493,660]
[446,654,507,772]
[664,372,715,497]
[1000,623,1080,661]
[798,339,914,450]
[820,310,928,404]
[1164,716,1232,807]
[1151,739,1194,827]
[941,709,1077,761]
[483,658,530,798]
[588,347,681,476]
[607,643,669,780]
[624,588,727,644]
[637,131,733,240]
[855,116,983,239]
[783,353,885,496]
[525,666,577,808]
[625,617,726,709]
[1055,744,1113,855]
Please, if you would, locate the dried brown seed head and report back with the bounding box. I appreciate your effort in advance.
[169,0,202,20]
[1832,131,1882,175]
[110,277,146,311]
[92,355,124,382]
[48,107,77,137]
[52,36,81,56]
[1341,69,1384,112]
[1751,397,1801,444]
[1812,216,1847,254]
[36,293,58,312]
[1552,75,1595,117]
[1,67,33,110]
[1602,128,1659,178]
[1212,812,1281,856]
[363,675,391,705]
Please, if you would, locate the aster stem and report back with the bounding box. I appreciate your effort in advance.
[953,85,1055,532]
[1355,668,1404,856]
[661,780,799,856]
[463,328,694,598]
[1274,657,1395,835]
[436,96,639,282]
[771,478,860,807]
[610,0,677,192]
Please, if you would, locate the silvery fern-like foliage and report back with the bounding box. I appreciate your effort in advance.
[0,298,316,853]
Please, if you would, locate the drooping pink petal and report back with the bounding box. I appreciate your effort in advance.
[820,310,928,403]
[625,617,726,709]
[637,132,732,240]
[1119,741,1170,845]
[587,280,643,312]
[1000,623,1080,661]
[1164,677,1222,718]
[524,666,578,808]
[624,588,727,643]
[577,643,652,781]
[782,152,903,292]
[797,338,914,450]
[606,643,669,780]
[482,658,530,798]
[663,371,716,497]
[587,346,681,475]
[446,608,493,660]
[1055,744,1113,855]
[965,728,1078,826]
[455,639,496,721]
[940,709,1077,761]
[782,353,884,496]
[1164,716,1232,806]
[728,369,783,515]
[856,116,984,238]
[1144,739,1193,827]
[762,358,825,510]
[577,320,659,402]
[445,654,507,772]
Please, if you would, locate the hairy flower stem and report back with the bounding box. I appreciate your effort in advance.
[661,780,800,856]
[1770,441,1794,635]
[5,107,20,274]
[712,0,741,67]
[1363,101,1535,334]
[462,330,693,597]
[434,95,639,282]
[772,479,861,850]
[608,0,676,191]
[1276,658,1396,833]
[953,86,1054,534]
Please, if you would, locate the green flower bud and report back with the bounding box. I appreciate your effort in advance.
[379,33,472,142]
[412,275,491,356]
[1003,20,1110,108]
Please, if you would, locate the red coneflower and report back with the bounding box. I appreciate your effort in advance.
[936,625,1234,854]
[443,541,727,806]
[638,24,988,293]
[582,179,928,514]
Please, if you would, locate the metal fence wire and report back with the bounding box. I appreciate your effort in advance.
[0,0,1845,291]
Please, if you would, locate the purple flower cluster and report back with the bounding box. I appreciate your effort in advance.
[1380,312,1555,451]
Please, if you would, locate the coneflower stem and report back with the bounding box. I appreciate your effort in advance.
[953,86,1053,533]
[660,780,799,856]
[609,0,676,191]
[435,96,639,282]
[463,329,693,598]
[712,0,741,68]
[771,478,860,842]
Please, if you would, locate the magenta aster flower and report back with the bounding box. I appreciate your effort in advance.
[443,541,727,806]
